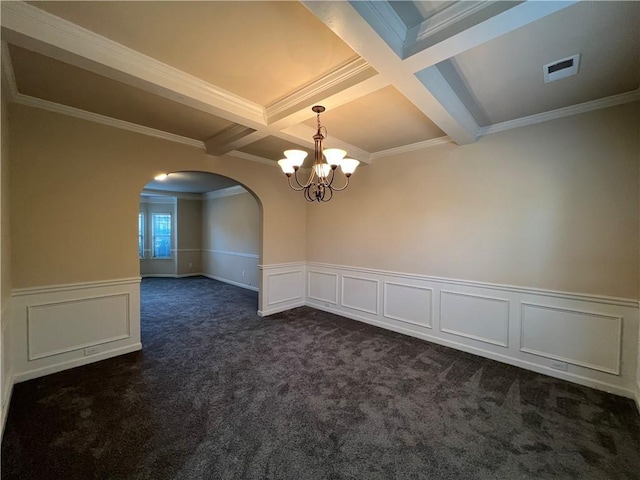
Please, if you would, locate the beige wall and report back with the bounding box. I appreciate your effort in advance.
[7,99,639,300]
[9,103,306,288]
[177,198,202,276]
[307,102,640,300]
[202,191,260,288]
[202,192,260,254]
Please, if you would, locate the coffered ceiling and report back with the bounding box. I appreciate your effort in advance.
[1,1,639,172]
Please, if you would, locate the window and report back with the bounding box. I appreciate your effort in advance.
[138,213,145,258]
[152,213,172,258]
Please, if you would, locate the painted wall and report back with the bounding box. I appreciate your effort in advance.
[307,102,640,300]
[9,103,306,289]
[202,190,260,290]
[5,102,305,390]
[303,102,640,398]
[177,198,202,276]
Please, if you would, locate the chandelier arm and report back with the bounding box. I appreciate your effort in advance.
[292,168,316,189]
[304,184,316,202]
[327,167,337,187]
[322,185,333,202]
[287,174,308,191]
[327,174,351,192]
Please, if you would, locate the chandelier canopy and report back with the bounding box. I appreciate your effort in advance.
[277,105,359,202]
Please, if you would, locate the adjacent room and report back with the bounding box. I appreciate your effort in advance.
[0,1,639,478]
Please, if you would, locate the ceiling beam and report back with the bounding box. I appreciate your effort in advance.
[204,125,258,156]
[1,1,374,163]
[302,0,581,147]
[302,0,479,145]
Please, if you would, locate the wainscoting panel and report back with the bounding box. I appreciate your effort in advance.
[304,262,639,398]
[440,291,509,347]
[258,263,305,316]
[341,276,379,315]
[27,294,130,361]
[520,303,622,374]
[383,282,432,328]
[10,278,142,383]
[308,271,338,305]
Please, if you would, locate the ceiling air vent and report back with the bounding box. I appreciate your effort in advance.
[543,54,580,83]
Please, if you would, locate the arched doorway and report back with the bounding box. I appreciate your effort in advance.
[138,170,263,303]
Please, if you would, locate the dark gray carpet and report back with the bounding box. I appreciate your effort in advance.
[2,276,639,479]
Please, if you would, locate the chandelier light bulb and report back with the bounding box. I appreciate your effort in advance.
[277,159,295,175]
[340,158,360,176]
[283,149,308,168]
[323,148,346,167]
[314,163,331,179]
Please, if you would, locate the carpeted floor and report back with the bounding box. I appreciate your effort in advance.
[2,276,639,479]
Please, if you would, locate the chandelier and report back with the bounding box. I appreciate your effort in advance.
[277,105,359,202]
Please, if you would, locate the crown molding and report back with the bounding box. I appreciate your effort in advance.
[141,189,203,201]
[265,57,376,124]
[139,192,179,203]
[477,88,640,137]
[11,92,206,149]
[406,2,496,53]
[370,136,452,160]
[203,185,248,200]
[1,1,265,126]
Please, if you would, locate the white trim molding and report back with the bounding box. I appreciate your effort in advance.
[304,262,639,398]
[203,249,259,260]
[11,93,205,149]
[477,88,640,137]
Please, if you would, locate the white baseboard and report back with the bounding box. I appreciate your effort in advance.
[201,274,259,292]
[258,301,305,317]
[142,273,204,279]
[13,343,142,384]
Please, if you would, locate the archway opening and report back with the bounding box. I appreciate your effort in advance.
[138,170,263,315]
